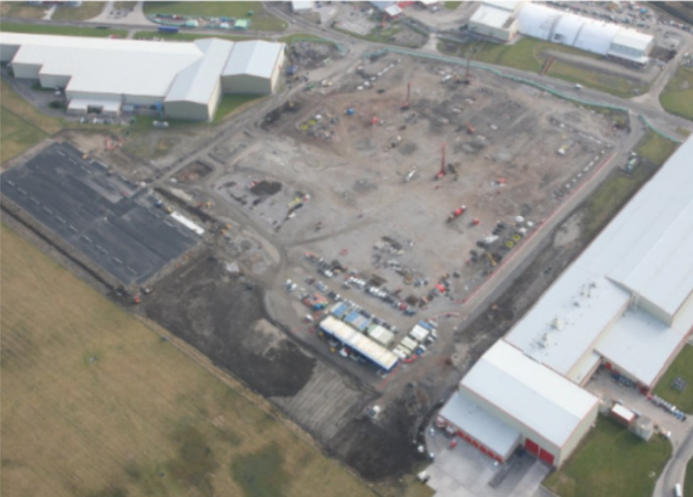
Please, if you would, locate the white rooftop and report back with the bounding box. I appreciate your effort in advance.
[610,29,653,51]
[166,39,235,104]
[223,40,284,79]
[4,32,201,98]
[461,341,599,447]
[595,307,686,386]
[471,5,515,30]
[482,0,525,13]
[440,391,521,458]
[506,136,693,383]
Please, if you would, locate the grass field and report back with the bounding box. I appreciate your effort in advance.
[437,38,646,98]
[51,2,105,21]
[0,21,127,38]
[677,127,692,138]
[634,131,680,166]
[214,94,263,123]
[142,2,287,32]
[0,223,376,497]
[0,82,65,166]
[444,2,462,9]
[660,66,693,122]
[580,131,677,240]
[133,30,249,42]
[686,458,693,497]
[0,1,48,19]
[544,417,672,497]
[653,345,693,415]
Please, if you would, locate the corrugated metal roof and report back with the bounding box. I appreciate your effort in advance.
[506,137,693,381]
[320,316,398,371]
[166,39,234,105]
[222,40,284,79]
[482,0,525,13]
[440,391,521,459]
[610,29,653,51]
[462,341,598,447]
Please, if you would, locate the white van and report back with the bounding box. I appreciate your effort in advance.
[675,483,683,497]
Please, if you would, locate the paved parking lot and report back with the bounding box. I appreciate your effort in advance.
[422,426,550,497]
[586,368,691,445]
[1,142,200,285]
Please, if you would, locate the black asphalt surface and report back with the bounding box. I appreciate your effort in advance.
[1,142,200,286]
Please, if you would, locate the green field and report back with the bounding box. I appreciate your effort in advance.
[634,131,680,166]
[580,131,678,240]
[133,30,250,42]
[51,2,106,21]
[686,458,693,497]
[677,127,692,138]
[444,2,462,10]
[0,1,48,19]
[660,66,693,121]
[437,38,646,98]
[0,224,376,497]
[654,345,693,415]
[544,417,672,497]
[0,21,127,38]
[0,82,65,167]
[142,2,287,32]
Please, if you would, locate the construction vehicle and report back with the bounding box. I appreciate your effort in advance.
[446,205,467,223]
[434,143,446,180]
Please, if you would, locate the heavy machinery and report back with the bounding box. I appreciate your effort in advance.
[446,205,467,223]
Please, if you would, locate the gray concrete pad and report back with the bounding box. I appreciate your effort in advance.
[1,142,200,286]
[423,426,550,497]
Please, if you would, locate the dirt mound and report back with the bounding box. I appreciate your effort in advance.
[144,255,316,398]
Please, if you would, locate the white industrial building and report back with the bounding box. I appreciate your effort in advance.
[438,136,693,466]
[468,0,525,41]
[468,1,653,64]
[516,3,653,64]
[0,33,286,121]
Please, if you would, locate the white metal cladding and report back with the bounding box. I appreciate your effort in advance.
[471,5,515,30]
[319,316,399,371]
[165,39,234,105]
[551,13,584,46]
[222,40,285,78]
[573,19,621,54]
[440,392,521,459]
[461,340,599,448]
[516,3,561,40]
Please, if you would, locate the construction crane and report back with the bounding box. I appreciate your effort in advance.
[435,143,446,180]
[401,82,411,110]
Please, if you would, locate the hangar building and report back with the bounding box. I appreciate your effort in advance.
[468,1,653,64]
[0,33,285,121]
[438,135,693,467]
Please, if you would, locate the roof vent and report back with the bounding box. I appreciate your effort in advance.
[551,316,565,330]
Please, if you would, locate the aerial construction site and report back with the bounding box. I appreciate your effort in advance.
[2,42,642,482]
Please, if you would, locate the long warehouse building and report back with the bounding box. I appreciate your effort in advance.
[438,135,693,467]
[0,33,285,121]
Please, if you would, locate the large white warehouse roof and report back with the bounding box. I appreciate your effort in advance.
[461,340,599,448]
[223,40,285,79]
[471,5,515,29]
[506,136,693,386]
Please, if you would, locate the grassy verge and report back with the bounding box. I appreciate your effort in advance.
[634,131,680,166]
[437,37,647,97]
[214,94,263,123]
[544,417,672,497]
[653,345,693,414]
[677,127,692,137]
[686,458,693,497]
[444,2,462,9]
[0,21,127,38]
[133,30,250,42]
[660,66,693,121]
[0,108,48,165]
[142,1,287,32]
[0,1,48,19]
[580,131,678,240]
[51,2,105,21]
[0,223,376,497]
